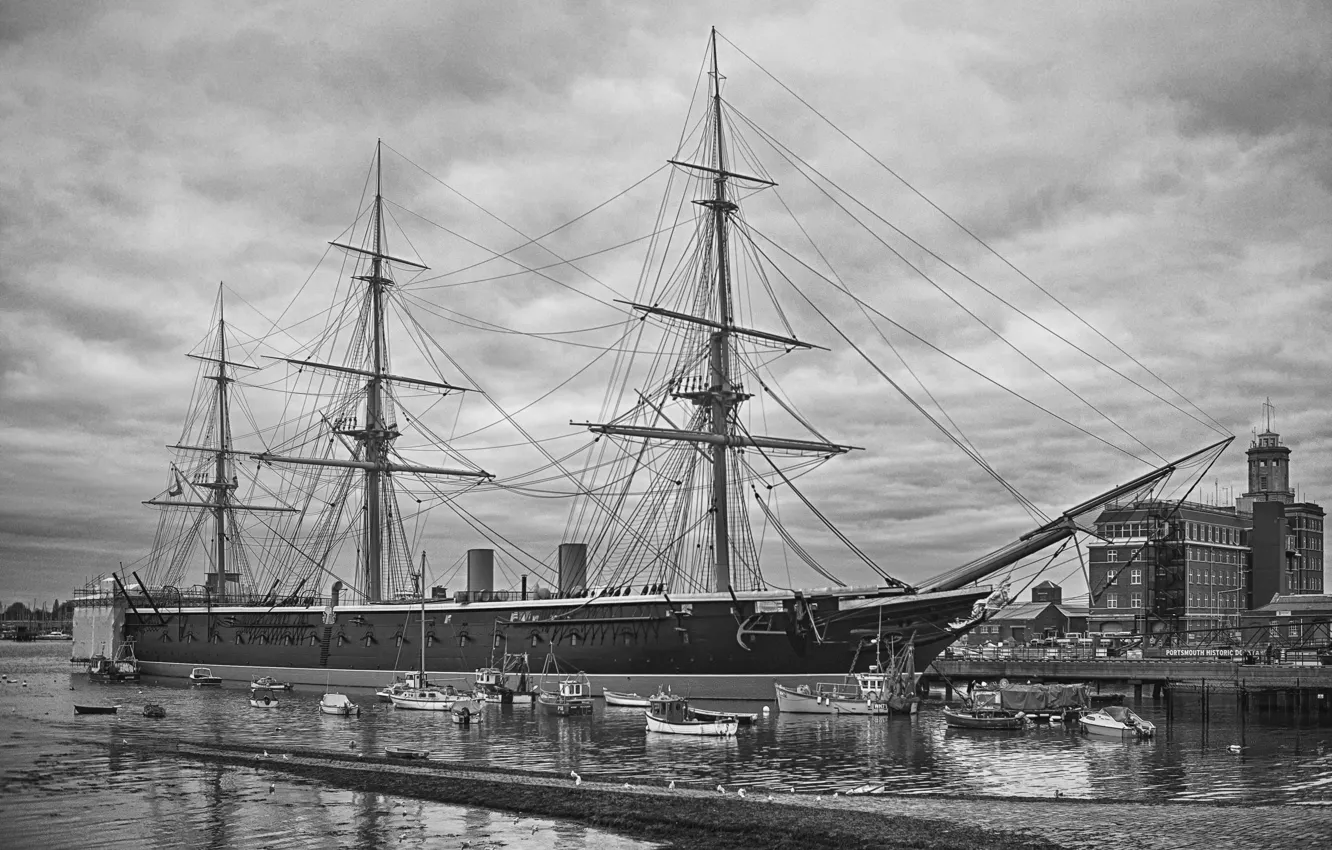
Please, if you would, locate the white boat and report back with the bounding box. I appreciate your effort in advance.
[188,666,222,686]
[318,693,360,716]
[250,676,291,691]
[1078,705,1155,738]
[450,697,485,724]
[690,705,758,725]
[249,688,279,709]
[645,691,738,737]
[389,683,461,712]
[776,640,919,715]
[603,689,651,707]
[376,673,426,702]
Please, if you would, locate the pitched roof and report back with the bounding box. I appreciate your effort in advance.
[989,601,1055,622]
[1248,594,1332,614]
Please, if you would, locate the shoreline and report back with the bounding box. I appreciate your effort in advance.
[160,741,1063,850]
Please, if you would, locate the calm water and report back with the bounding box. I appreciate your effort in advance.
[3,643,1331,848]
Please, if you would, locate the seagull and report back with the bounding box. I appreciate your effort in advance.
[623,783,630,789]
[716,784,725,794]
[766,794,774,802]
[570,770,581,786]
[268,783,276,794]
[815,796,822,803]
[737,788,747,798]
[121,738,129,745]
[1228,744,1244,754]
[348,741,357,749]
[668,780,676,789]
[263,750,270,758]
[530,824,539,834]
[1055,790,1063,798]
[512,817,520,825]
[282,754,290,761]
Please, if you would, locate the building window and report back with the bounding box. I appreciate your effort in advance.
[1130,593,1142,608]
[1130,569,1142,585]
[1106,594,1118,609]
[1106,570,1118,586]
[1106,550,1118,562]
[1288,624,1299,638]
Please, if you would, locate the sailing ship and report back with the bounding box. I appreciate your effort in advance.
[79,31,1231,699]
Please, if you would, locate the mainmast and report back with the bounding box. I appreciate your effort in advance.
[577,31,855,593]
[706,27,736,594]
[254,142,492,602]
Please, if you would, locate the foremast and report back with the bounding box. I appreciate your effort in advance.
[144,286,295,600]
[254,142,492,602]
[577,31,854,594]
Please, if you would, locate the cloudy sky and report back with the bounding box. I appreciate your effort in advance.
[2,1,1330,608]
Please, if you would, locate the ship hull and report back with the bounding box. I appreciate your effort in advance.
[109,586,984,699]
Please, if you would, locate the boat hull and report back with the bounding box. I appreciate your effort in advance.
[942,706,1025,730]
[73,704,118,715]
[645,712,737,736]
[773,683,916,715]
[603,690,650,707]
[536,694,593,716]
[108,587,984,699]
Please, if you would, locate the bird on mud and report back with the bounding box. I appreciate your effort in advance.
[668,780,676,790]
[737,788,747,799]
[262,750,270,758]
[1227,744,1244,754]
[282,754,290,761]
[570,770,581,786]
[716,784,725,794]
[268,783,276,794]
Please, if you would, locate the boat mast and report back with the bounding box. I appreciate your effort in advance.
[364,142,389,603]
[212,290,234,597]
[418,551,426,679]
[253,142,493,603]
[706,27,736,594]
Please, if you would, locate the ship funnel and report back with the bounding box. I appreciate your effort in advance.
[467,549,495,594]
[558,543,587,597]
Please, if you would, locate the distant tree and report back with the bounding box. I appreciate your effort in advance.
[55,600,76,619]
[3,602,31,620]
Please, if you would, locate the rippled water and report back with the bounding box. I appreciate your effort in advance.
[3,642,1331,847]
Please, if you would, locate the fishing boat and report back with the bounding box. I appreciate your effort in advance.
[645,690,738,737]
[73,704,118,715]
[473,653,538,704]
[318,693,359,717]
[1079,705,1155,738]
[384,745,430,759]
[142,704,167,718]
[376,673,426,703]
[942,690,1028,731]
[86,30,1232,700]
[188,667,222,686]
[602,690,651,708]
[250,676,291,691]
[535,660,594,717]
[775,638,920,715]
[248,687,279,708]
[87,641,140,683]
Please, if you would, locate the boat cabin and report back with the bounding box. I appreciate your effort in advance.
[558,677,590,699]
[475,667,506,689]
[648,693,690,722]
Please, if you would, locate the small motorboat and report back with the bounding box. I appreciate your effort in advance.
[385,745,430,759]
[602,689,651,707]
[142,704,167,718]
[450,697,485,725]
[188,667,222,686]
[318,693,360,716]
[690,705,758,725]
[250,676,291,691]
[74,704,118,715]
[249,688,279,709]
[645,691,737,737]
[1079,705,1155,739]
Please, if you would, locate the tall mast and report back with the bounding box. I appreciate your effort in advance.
[252,143,492,603]
[707,28,735,594]
[364,140,388,602]
[213,288,232,597]
[576,30,854,593]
